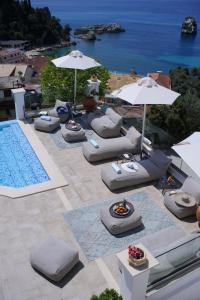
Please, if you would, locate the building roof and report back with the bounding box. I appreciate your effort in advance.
[0,64,29,78]
[0,40,28,44]
[0,64,16,77]
[150,72,171,89]
[0,76,23,89]
[26,56,49,74]
[0,48,23,57]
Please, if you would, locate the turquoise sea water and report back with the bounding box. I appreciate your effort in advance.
[31,0,200,74]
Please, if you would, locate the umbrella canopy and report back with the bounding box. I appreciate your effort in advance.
[52,50,101,70]
[52,50,101,102]
[111,76,180,105]
[172,132,200,178]
[111,76,181,152]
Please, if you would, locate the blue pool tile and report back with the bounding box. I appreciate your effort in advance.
[0,121,49,188]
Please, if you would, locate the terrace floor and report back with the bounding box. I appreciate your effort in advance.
[0,122,197,300]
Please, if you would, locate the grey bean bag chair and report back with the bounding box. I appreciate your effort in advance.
[48,99,72,123]
[101,150,172,190]
[101,206,142,235]
[82,126,141,163]
[30,235,79,282]
[164,177,200,219]
[88,107,122,138]
[34,116,60,132]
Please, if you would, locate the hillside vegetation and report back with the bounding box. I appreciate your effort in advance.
[149,67,200,143]
[0,0,71,45]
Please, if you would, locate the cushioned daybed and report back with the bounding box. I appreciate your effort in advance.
[101,150,171,190]
[82,126,141,163]
[88,107,122,138]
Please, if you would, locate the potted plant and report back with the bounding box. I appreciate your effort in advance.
[91,288,122,300]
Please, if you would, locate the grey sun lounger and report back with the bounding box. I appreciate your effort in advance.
[88,107,122,138]
[82,126,141,162]
[101,150,172,190]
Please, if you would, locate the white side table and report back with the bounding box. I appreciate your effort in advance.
[117,243,159,300]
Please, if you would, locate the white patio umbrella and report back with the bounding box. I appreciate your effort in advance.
[172,132,200,178]
[111,76,180,151]
[52,50,101,103]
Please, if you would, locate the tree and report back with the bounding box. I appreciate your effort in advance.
[40,62,110,104]
[149,67,200,143]
[91,289,123,300]
[0,0,69,46]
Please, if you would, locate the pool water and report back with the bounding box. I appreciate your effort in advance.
[0,120,49,188]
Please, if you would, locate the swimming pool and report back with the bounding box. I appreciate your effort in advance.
[0,120,49,188]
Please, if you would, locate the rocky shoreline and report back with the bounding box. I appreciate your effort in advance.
[74,23,125,41]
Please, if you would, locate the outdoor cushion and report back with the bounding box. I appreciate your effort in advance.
[182,177,200,201]
[88,108,122,138]
[54,99,71,109]
[34,116,60,132]
[105,108,122,125]
[101,158,163,191]
[30,235,79,282]
[100,206,142,235]
[61,126,86,142]
[164,190,197,219]
[48,100,72,123]
[150,150,172,173]
[82,126,141,162]
[126,126,141,145]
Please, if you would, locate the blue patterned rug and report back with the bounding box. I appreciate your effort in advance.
[49,115,99,149]
[64,191,176,260]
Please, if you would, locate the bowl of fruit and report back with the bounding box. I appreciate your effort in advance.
[113,200,130,216]
[128,245,147,267]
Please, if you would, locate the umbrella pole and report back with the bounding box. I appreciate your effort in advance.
[74,69,77,105]
[140,104,147,157]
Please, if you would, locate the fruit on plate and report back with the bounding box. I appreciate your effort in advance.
[114,201,128,214]
[128,245,144,259]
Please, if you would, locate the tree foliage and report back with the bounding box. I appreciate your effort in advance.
[91,288,123,300]
[149,67,200,143]
[40,61,110,104]
[0,0,71,45]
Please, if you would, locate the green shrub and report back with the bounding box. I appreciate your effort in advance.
[40,62,110,104]
[90,288,123,300]
[149,67,200,143]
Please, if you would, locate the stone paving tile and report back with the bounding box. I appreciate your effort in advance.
[0,126,197,300]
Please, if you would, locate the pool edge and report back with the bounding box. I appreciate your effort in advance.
[0,120,68,198]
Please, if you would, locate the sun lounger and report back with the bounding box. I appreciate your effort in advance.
[82,126,141,162]
[88,107,122,138]
[101,150,172,190]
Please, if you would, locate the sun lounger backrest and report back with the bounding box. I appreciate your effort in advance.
[54,99,72,109]
[150,150,171,173]
[126,126,141,149]
[105,108,122,125]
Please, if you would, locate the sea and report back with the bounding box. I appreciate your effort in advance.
[31,0,200,75]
